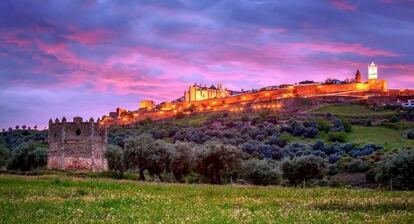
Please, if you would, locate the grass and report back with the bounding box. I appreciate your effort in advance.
[346,125,413,150]
[311,104,396,118]
[0,175,413,223]
[283,125,413,151]
[168,113,213,126]
[381,120,414,130]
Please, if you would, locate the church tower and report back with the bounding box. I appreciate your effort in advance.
[355,70,362,83]
[368,62,378,80]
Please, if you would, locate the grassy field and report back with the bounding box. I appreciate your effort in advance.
[0,175,413,223]
[282,125,413,151]
[347,126,413,150]
[311,104,396,118]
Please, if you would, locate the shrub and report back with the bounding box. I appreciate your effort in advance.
[175,112,185,119]
[374,150,414,190]
[0,144,10,169]
[327,164,338,175]
[7,142,47,171]
[365,118,373,126]
[331,117,345,132]
[344,159,370,173]
[241,159,282,185]
[105,145,125,178]
[266,115,278,124]
[303,127,319,138]
[195,141,245,184]
[388,116,400,123]
[281,155,326,186]
[241,115,250,122]
[123,134,155,180]
[150,128,169,139]
[328,132,346,143]
[146,140,173,179]
[170,142,195,182]
[341,118,352,133]
[406,130,414,140]
[316,118,330,133]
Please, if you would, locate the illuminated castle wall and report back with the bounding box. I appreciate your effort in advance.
[184,83,231,102]
[101,63,395,126]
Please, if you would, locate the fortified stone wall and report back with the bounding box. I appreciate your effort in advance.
[48,117,108,172]
[102,80,390,126]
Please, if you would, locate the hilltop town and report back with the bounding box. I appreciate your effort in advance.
[100,62,413,126]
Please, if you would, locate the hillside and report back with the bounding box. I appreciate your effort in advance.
[102,103,414,188]
[1,103,413,189]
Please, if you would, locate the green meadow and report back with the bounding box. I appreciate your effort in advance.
[311,104,396,118]
[0,175,413,224]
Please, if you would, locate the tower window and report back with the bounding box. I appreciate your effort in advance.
[76,129,81,136]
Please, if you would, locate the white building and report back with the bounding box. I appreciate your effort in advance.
[368,62,378,80]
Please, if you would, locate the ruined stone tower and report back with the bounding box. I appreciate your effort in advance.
[48,117,108,172]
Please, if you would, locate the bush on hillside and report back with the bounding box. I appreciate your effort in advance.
[170,142,195,182]
[123,134,155,180]
[406,130,414,140]
[0,143,10,169]
[328,132,346,143]
[105,144,125,178]
[281,155,326,186]
[241,159,282,185]
[146,140,173,180]
[374,150,414,190]
[7,142,47,171]
[195,141,245,184]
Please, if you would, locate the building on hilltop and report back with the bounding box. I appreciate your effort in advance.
[368,62,378,80]
[367,62,387,91]
[48,117,108,172]
[355,70,362,83]
[140,100,154,110]
[184,83,231,102]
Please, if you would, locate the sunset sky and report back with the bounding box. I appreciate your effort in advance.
[1,0,414,129]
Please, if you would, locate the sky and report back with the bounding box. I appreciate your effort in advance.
[1,0,414,129]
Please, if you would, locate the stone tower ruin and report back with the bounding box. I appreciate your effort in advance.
[48,117,108,172]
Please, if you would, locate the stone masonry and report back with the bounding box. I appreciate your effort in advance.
[48,117,108,172]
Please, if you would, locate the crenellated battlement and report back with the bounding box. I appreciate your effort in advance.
[47,116,108,172]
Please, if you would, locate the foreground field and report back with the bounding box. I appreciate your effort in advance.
[0,175,413,223]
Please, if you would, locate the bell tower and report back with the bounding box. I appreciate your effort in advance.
[368,62,378,80]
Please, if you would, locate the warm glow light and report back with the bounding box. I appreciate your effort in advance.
[288,86,294,90]
[265,93,270,96]
[242,96,246,100]
[356,83,366,90]
[212,101,216,105]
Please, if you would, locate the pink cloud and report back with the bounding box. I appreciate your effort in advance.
[66,29,115,45]
[330,0,358,11]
